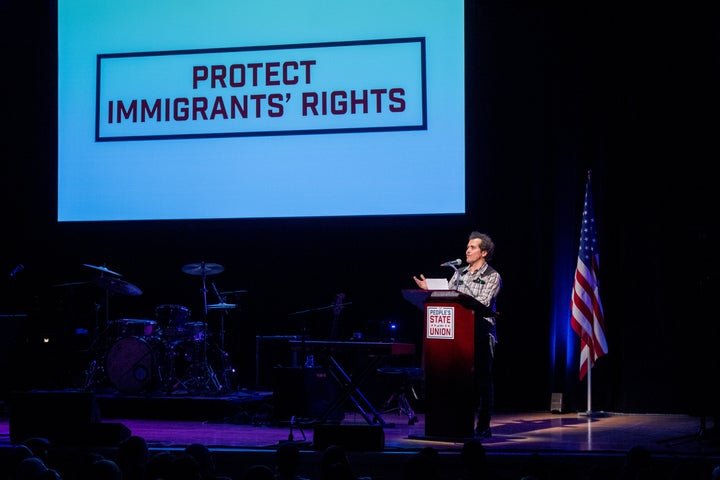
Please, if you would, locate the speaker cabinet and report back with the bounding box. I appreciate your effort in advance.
[273,367,344,423]
[313,424,385,451]
[9,390,131,445]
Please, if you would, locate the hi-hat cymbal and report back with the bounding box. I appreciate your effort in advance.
[207,302,237,310]
[95,277,142,296]
[182,262,224,276]
[83,264,123,276]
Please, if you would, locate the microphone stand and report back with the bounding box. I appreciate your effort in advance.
[443,264,461,290]
[452,265,462,290]
[288,299,353,366]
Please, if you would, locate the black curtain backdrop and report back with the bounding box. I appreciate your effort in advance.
[1,3,717,415]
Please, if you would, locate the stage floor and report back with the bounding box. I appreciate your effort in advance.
[84,410,720,454]
[2,391,720,480]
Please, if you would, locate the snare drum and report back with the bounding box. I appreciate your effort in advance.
[155,304,191,328]
[115,318,157,338]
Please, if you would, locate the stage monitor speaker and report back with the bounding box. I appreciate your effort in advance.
[312,424,385,451]
[273,366,344,423]
[9,390,131,445]
[550,392,564,414]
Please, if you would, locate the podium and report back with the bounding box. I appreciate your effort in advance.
[403,289,496,440]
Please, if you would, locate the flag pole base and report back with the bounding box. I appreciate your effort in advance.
[578,410,608,418]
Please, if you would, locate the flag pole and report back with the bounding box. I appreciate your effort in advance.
[586,172,592,416]
[572,169,608,418]
[583,343,593,416]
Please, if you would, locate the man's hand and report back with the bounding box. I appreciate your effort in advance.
[413,274,428,290]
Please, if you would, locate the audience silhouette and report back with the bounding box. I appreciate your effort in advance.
[275,442,311,480]
[6,431,720,480]
[402,447,440,480]
[242,464,276,480]
[456,439,487,480]
[116,435,149,480]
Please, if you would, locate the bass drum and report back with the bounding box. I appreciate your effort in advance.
[105,336,167,393]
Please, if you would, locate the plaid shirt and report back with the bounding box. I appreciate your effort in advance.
[449,262,502,341]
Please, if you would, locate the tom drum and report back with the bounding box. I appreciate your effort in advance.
[115,318,157,338]
[155,304,191,328]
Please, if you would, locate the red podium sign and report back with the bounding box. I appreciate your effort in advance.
[403,289,495,440]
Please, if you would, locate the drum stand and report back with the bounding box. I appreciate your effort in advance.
[173,335,223,393]
[175,262,228,393]
[378,367,420,425]
[82,301,118,391]
[208,283,240,392]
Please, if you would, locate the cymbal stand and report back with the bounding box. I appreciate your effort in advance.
[84,273,114,391]
[210,282,236,391]
[200,264,209,321]
[211,282,227,350]
[183,265,221,392]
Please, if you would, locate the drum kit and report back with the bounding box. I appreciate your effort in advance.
[74,262,243,395]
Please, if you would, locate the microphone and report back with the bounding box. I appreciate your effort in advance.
[440,258,462,267]
[8,264,24,278]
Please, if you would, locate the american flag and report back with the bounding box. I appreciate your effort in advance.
[570,172,608,380]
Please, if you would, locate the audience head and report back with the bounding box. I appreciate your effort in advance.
[620,445,653,478]
[35,469,62,480]
[242,464,275,480]
[402,447,439,480]
[8,445,35,471]
[320,445,351,480]
[85,459,123,480]
[518,453,548,480]
[275,442,301,476]
[146,451,177,480]
[185,443,217,476]
[460,438,487,477]
[118,435,149,459]
[712,465,720,480]
[116,435,149,480]
[321,445,349,465]
[21,437,50,464]
[15,457,48,480]
[166,452,203,480]
[324,461,356,480]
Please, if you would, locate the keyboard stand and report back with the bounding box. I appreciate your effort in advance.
[318,354,393,426]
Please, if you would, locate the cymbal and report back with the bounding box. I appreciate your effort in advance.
[207,302,237,310]
[83,264,122,276]
[220,290,248,295]
[95,277,142,296]
[182,262,224,276]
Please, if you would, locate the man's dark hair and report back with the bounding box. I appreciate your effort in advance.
[469,231,495,261]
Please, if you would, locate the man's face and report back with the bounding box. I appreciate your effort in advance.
[466,238,486,264]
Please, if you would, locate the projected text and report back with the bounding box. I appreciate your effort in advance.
[97,38,425,141]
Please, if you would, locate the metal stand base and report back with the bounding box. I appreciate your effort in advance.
[378,367,420,425]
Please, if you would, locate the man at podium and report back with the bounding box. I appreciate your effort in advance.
[413,231,502,438]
